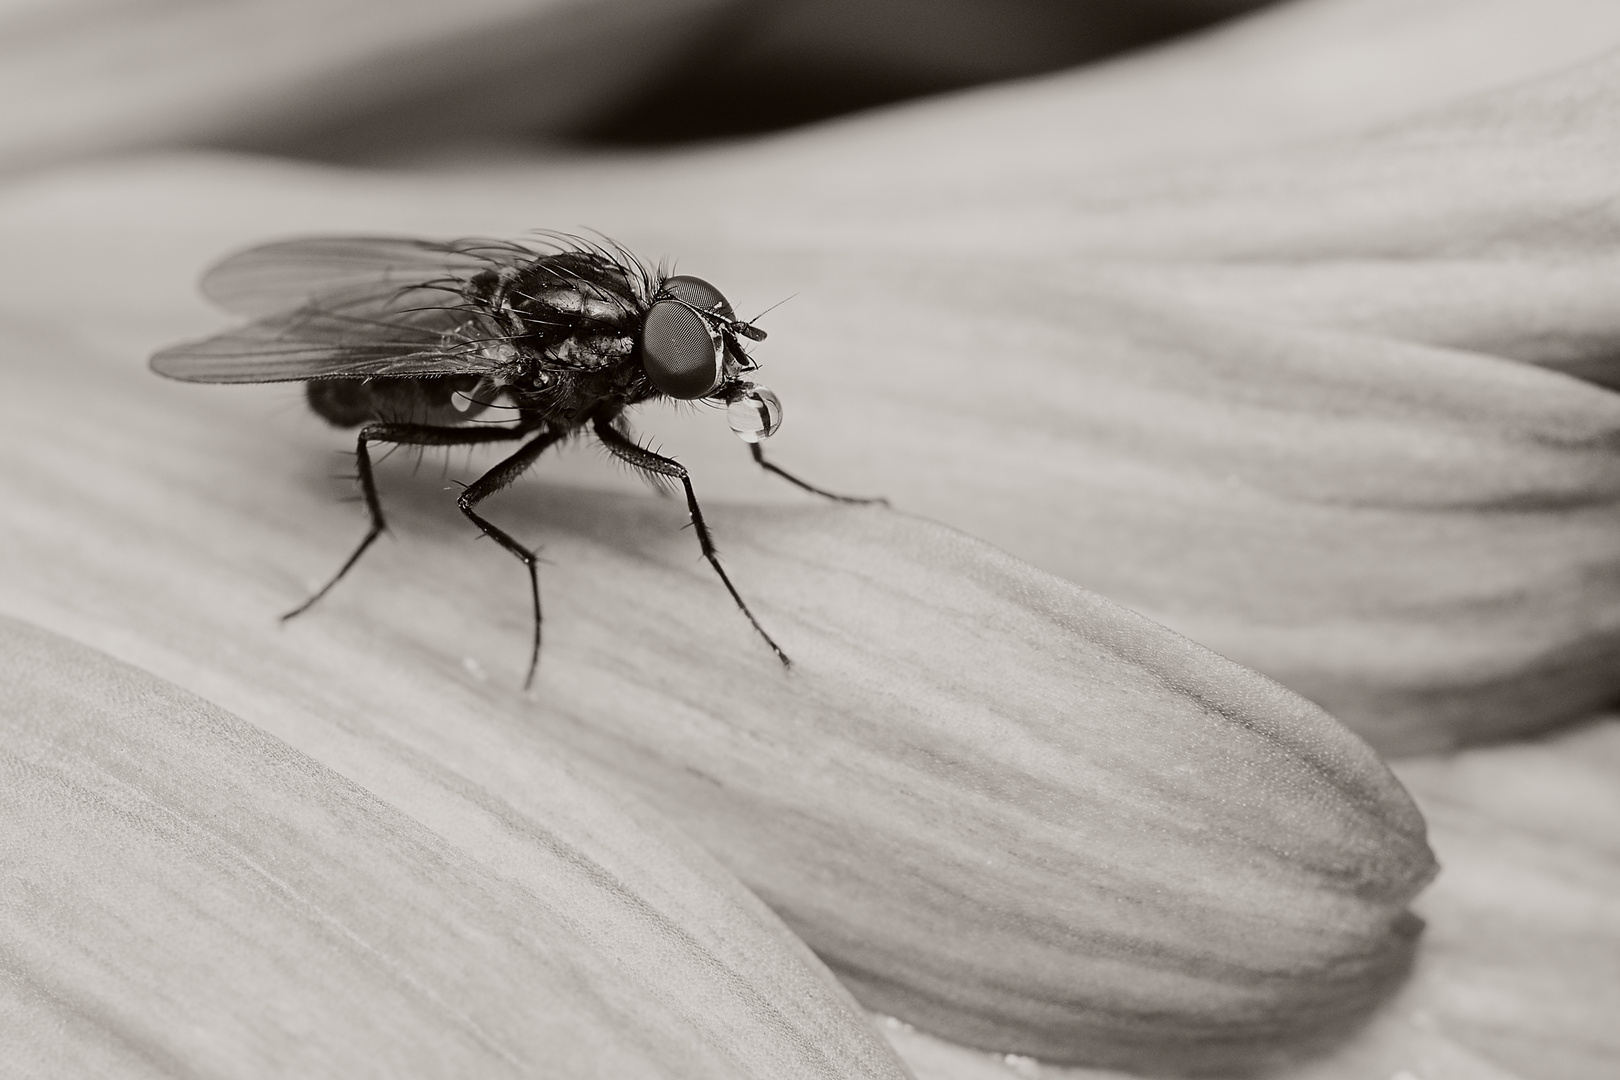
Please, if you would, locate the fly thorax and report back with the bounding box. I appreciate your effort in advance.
[545,333,634,371]
[527,288,634,323]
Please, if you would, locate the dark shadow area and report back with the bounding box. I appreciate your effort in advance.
[224,0,1275,163]
[583,0,1269,145]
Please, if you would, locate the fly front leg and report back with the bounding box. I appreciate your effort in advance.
[457,429,567,687]
[748,443,888,505]
[592,417,790,667]
[285,420,536,621]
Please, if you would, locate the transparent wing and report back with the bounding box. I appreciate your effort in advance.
[199,235,536,316]
[152,282,509,384]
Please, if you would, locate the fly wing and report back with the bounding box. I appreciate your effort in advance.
[152,282,509,384]
[199,236,534,316]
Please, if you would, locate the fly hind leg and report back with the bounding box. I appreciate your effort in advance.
[285,420,536,621]
[456,429,567,687]
[593,417,790,667]
[748,443,887,505]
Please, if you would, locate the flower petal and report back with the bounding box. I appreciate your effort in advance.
[0,314,1434,1071]
[1016,52,1620,392]
[735,262,1620,756]
[13,49,1620,754]
[0,0,730,171]
[1389,717,1620,1078]
[0,614,913,1080]
[881,715,1620,1080]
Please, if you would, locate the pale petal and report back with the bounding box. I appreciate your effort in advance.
[0,312,1433,1070]
[882,716,1620,1080]
[0,616,913,1080]
[1026,52,1620,389]
[725,0,1620,202]
[27,0,1612,175]
[13,36,1620,754]
[1388,718,1620,1078]
[0,0,730,170]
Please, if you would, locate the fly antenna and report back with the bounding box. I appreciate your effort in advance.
[747,293,796,325]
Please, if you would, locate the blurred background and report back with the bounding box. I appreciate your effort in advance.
[0,0,1273,170]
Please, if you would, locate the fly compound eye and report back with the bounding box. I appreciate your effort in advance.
[642,300,723,399]
[660,275,735,318]
[726,385,782,443]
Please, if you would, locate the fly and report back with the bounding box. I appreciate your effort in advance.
[151,233,880,685]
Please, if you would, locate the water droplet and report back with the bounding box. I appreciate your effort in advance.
[727,385,782,443]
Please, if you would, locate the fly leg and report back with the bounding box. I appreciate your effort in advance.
[748,443,888,505]
[285,421,537,621]
[593,417,790,667]
[457,429,567,688]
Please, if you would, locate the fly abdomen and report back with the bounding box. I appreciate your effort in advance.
[306,376,491,428]
[306,379,374,427]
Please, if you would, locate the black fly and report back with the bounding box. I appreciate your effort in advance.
[151,233,878,685]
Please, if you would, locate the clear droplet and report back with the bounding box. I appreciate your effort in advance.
[726,385,782,443]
